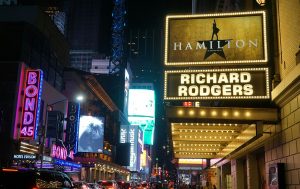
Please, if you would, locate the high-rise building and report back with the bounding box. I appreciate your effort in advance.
[18,0,68,35]
[67,0,113,72]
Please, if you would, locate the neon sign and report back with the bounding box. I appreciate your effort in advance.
[51,144,74,161]
[164,68,270,100]
[20,69,43,139]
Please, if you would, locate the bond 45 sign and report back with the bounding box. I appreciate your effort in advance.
[164,68,270,100]
[20,69,43,139]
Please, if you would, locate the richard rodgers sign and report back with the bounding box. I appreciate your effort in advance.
[164,68,270,100]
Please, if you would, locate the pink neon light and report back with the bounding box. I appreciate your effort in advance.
[25,98,35,111]
[51,144,75,161]
[23,112,33,125]
[25,85,38,97]
[28,72,37,85]
[19,70,41,139]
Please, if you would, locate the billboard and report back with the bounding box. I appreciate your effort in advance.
[165,11,267,66]
[164,67,270,100]
[128,117,155,145]
[120,124,142,171]
[78,116,104,153]
[66,102,80,153]
[19,69,43,139]
[128,89,155,117]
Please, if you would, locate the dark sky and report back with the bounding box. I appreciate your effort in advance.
[127,0,218,28]
[127,0,192,28]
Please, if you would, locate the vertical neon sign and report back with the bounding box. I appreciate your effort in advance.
[20,69,43,139]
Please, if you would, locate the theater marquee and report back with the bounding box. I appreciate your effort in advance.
[164,11,267,66]
[164,68,270,100]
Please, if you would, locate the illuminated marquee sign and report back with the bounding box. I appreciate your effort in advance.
[51,144,74,161]
[165,11,267,66]
[164,68,270,100]
[20,69,43,139]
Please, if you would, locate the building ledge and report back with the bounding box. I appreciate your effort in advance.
[271,64,300,107]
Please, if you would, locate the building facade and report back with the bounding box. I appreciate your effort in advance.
[164,0,300,188]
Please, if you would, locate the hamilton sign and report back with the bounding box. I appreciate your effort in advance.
[164,11,267,66]
[164,68,270,100]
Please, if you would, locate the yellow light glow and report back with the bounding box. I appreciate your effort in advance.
[200,110,206,116]
[189,110,195,116]
[245,111,251,117]
[234,111,240,116]
[211,111,217,116]
[223,111,228,116]
[177,110,184,115]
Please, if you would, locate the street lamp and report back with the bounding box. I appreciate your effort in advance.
[39,95,84,168]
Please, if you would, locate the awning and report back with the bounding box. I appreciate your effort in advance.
[167,106,278,159]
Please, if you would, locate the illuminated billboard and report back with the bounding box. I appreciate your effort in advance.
[165,11,267,66]
[164,67,270,100]
[78,116,104,153]
[19,69,43,139]
[66,102,80,153]
[128,117,154,145]
[128,89,155,117]
[120,124,143,171]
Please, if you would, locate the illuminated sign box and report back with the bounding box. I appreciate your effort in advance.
[19,69,43,139]
[164,68,270,100]
[165,11,267,66]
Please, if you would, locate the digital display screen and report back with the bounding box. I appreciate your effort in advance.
[128,117,155,145]
[78,116,104,153]
[128,89,155,117]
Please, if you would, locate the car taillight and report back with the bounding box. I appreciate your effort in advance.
[32,187,39,189]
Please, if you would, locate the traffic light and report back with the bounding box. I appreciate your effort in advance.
[46,111,64,140]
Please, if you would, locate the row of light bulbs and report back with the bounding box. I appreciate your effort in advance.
[175,129,236,133]
[179,148,219,151]
[178,135,233,139]
[176,109,253,117]
[176,144,221,147]
[172,123,239,126]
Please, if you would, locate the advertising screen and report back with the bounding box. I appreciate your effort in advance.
[165,11,267,66]
[128,117,154,145]
[78,116,104,153]
[128,89,155,117]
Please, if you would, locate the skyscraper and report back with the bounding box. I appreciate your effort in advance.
[67,0,113,72]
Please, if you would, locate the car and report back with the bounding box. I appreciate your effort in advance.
[117,181,131,189]
[73,181,91,189]
[99,180,118,189]
[0,168,75,188]
[136,182,150,189]
[88,182,102,189]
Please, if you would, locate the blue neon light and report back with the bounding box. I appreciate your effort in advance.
[53,158,81,169]
[74,103,80,153]
[34,69,43,139]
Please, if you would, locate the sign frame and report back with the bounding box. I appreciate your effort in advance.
[164,11,268,66]
[164,67,270,100]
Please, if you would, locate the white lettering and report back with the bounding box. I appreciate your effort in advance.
[173,42,182,50]
[196,42,206,49]
[185,43,192,50]
[180,74,190,84]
